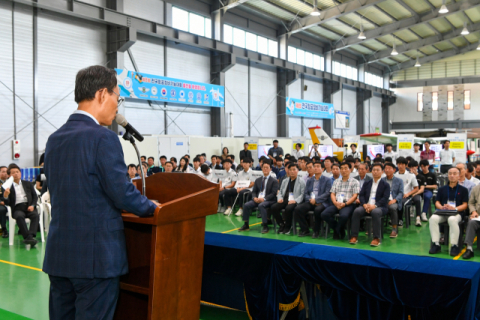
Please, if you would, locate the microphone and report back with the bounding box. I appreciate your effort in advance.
[115,114,144,142]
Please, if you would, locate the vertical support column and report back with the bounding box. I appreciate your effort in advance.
[383,73,389,90]
[277,68,297,137]
[356,88,371,135]
[164,2,172,27]
[381,95,395,133]
[300,73,304,136]
[33,7,39,166]
[438,85,448,121]
[211,10,223,41]
[325,51,333,73]
[12,2,16,140]
[248,60,251,136]
[322,79,340,137]
[278,33,289,61]
[164,38,168,134]
[453,84,464,121]
[423,86,432,122]
[358,64,365,83]
[211,52,235,137]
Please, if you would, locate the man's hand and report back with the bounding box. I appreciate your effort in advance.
[288,200,296,205]
[388,200,395,206]
[237,187,244,192]
[151,200,161,207]
[3,188,10,198]
[403,194,409,199]
[470,211,479,219]
[253,197,260,203]
[219,187,225,191]
[356,199,360,204]
[444,204,456,210]
[310,198,316,205]
[278,199,284,204]
[0,202,4,206]
[27,206,34,212]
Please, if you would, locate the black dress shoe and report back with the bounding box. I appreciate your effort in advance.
[429,243,441,254]
[312,232,319,239]
[339,229,346,240]
[277,224,285,234]
[462,249,475,259]
[261,225,269,234]
[298,230,311,237]
[256,212,262,218]
[333,231,340,240]
[24,237,38,247]
[238,224,250,232]
[266,219,273,225]
[2,230,8,238]
[450,245,460,257]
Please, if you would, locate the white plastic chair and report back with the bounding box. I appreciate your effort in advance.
[42,202,52,234]
[7,196,45,246]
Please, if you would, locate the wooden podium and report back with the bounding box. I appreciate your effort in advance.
[114,173,219,320]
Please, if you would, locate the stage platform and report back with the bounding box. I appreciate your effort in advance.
[201,212,480,320]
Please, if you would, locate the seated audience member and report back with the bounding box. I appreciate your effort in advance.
[429,167,468,256]
[345,144,361,160]
[201,153,211,166]
[200,164,215,182]
[456,163,475,196]
[35,156,45,192]
[408,160,427,225]
[292,143,304,160]
[321,162,359,240]
[127,164,139,181]
[210,155,217,169]
[164,161,174,173]
[283,156,291,167]
[175,157,191,173]
[365,156,372,164]
[275,156,286,179]
[160,156,167,169]
[239,143,253,162]
[239,162,279,232]
[346,157,358,178]
[3,164,39,246]
[297,157,307,172]
[255,156,267,171]
[140,156,146,162]
[235,158,244,173]
[385,157,393,164]
[184,154,193,167]
[0,166,9,237]
[303,161,315,183]
[147,157,162,176]
[192,157,202,173]
[141,162,149,177]
[312,156,321,163]
[463,184,480,259]
[419,159,438,217]
[218,159,237,214]
[215,156,223,169]
[466,164,480,186]
[309,143,321,158]
[331,163,341,184]
[475,161,480,179]
[405,156,413,168]
[227,155,238,170]
[170,157,177,170]
[268,140,284,164]
[350,163,390,246]
[294,162,332,238]
[354,158,361,170]
[322,157,334,178]
[382,163,404,236]
[271,164,306,234]
[375,153,383,160]
[395,157,419,226]
[221,147,229,160]
[228,158,255,217]
[354,163,372,192]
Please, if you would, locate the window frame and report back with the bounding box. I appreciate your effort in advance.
[464,90,471,110]
[447,91,454,110]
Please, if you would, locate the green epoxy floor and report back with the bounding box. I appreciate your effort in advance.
[1,208,479,320]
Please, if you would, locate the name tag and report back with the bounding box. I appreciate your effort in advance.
[336,193,345,203]
[235,180,250,189]
[273,152,277,157]
[311,192,315,199]
[447,201,456,208]
[389,192,393,201]
[369,196,376,205]
[288,192,294,201]
[259,192,265,199]
[428,159,433,165]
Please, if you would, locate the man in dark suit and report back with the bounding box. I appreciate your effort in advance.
[350,163,390,247]
[43,66,160,320]
[238,162,279,232]
[3,164,39,245]
[239,142,253,162]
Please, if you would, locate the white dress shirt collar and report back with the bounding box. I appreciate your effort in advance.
[74,110,100,125]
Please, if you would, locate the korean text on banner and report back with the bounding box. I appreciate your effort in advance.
[285,97,334,119]
[116,69,224,108]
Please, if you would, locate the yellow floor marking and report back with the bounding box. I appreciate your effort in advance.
[222,222,262,234]
[454,236,477,260]
[0,259,42,272]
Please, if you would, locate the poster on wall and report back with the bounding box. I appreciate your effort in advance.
[116,69,224,107]
[285,97,334,119]
[335,110,350,129]
[447,133,467,163]
[397,134,415,157]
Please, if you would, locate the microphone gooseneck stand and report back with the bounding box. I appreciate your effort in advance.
[123,131,146,196]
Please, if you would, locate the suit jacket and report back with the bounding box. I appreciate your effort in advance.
[354,174,372,189]
[304,175,332,208]
[359,179,390,214]
[239,150,253,161]
[381,176,404,210]
[43,114,156,279]
[277,177,306,203]
[4,180,38,208]
[251,175,279,202]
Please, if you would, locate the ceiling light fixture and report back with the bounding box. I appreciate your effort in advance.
[415,57,421,67]
[461,22,469,35]
[391,38,398,56]
[477,43,480,50]
[358,23,366,39]
[439,0,448,14]
[310,0,320,16]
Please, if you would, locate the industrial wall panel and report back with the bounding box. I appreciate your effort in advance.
[287,79,302,137]
[225,60,249,137]
[166,109,211,136]
[37,11,107,162]
[342,88,357,136]
[123,0,164,24]
[250,64,277,137]
[124,105,165,135]
[367,96,383,133]
[302,79,323,137]
[166,41,210,83]
[0,2,15,166]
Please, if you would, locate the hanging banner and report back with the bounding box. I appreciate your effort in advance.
[285,97,334,119]
[447,133,467,163]
[397,134,415,157]
[335,110,350,129]
[116,69,225,107]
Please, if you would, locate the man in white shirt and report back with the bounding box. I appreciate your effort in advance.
[383,143,398,165]
[344,144,361,160]
[439,140,456,174]
[395,157,419,227]
[200,164,215,182]
[411,143,422,163]
[292,143,304,160]
[231,159,255,216]
[456,163,475,196]
[303,161,315,183]
[192,157,202,174]
[466,164,480,186]
[308,143,322,158]
[322,157,334,179]
[217,159,237,213]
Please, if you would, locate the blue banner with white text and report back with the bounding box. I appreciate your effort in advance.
[115,69,224,107]
[285,97,334,119]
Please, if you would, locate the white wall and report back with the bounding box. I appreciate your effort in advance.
[391,83,480,123]
[249,64,277,137]
[364,95,383,133]
[225,60,248,137]
[332,88,357,138]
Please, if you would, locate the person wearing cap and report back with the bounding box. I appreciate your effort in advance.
[344,144,361,160]
[292,143,304,160]
[383,144,398,165]
[268,140,284,165]
[412,143,422,163]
